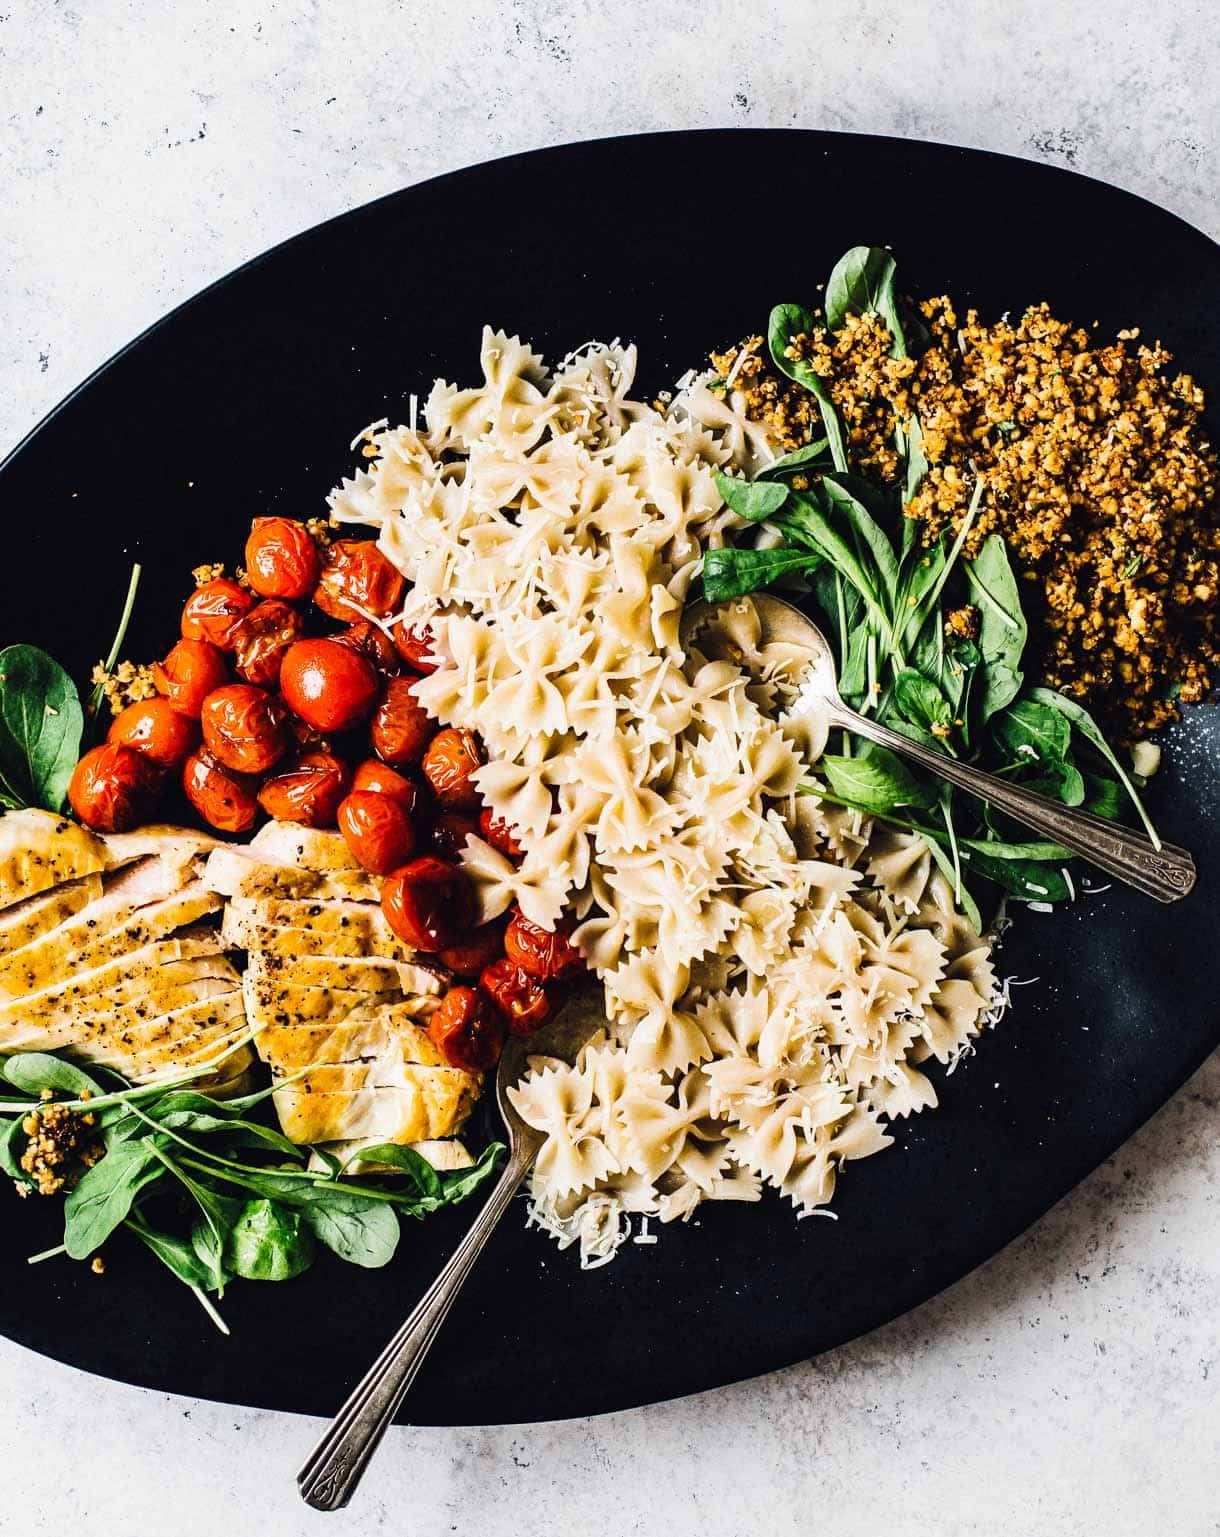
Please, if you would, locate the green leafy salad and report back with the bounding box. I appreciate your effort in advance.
[701,246,1157,928]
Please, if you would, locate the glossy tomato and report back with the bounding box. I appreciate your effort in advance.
[183,748,260,833]
[231,599,304,689]
[68,744,159,833]
[427,985,505,1072]
[479,807,524,858]
[421,727,482,808]
[391,618,442,673]
[436,921,505,979]
[152,638,228,719]
[381,856,473,952]
[107,697,199,771]
[370,676,433,766]
[257,751,351,827]
[337,790,417,874]
[245,517,320,601]
[479,957,553,1035]
[200,684,290,775]
[314,540,406,622]
[429,810,479,860]
[337,620,401,675]
[351,758,418,812]
[503,910,584,981]
[180,578,253,650]
[279,637,379,733]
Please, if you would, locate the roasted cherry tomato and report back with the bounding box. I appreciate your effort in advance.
[107,697,200,771]
[200,683,290,775]
[480,956,553,1035]
[479,807,524,858]
[381,856,473,952]
[183,748,260,833]
[427,985,505,1072]
[180,578,254,650]
[337,620,401,675]
[430,810,479,860]
[370,676,433,766]
[244,517,320,601]
[279,637,379,733]
[351,758,418,812]
[152,638,228,720]
[421,727,482,808]
[437,921,505,979]
[391,618,442,673]
[314,540,406,622]
[231,599,304,689]
[504,910,584,981]
[256,751,351,827]
[337,790,417,875]
[68,744,159,833]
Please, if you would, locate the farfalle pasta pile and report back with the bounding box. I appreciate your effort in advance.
[329,329,1000,1264]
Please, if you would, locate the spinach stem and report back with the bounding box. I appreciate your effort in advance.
[26,1242,68,1265]
[88,562,143,717]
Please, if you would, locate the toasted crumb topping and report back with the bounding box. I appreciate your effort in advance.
[192,561,225,586]
[90,659,158,718]
[17,1101,104,1196]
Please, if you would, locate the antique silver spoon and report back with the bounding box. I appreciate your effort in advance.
[684,593,1195,903]
[297,982,606,1511]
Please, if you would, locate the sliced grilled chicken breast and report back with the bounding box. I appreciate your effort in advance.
[0,810,106,910]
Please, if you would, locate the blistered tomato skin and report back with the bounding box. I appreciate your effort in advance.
[183,749,260,833]
[256,751,351,827]
[244,518,320,601]
[180,578,254,650]
[231,599,304,689]
[428,985,505,1072]
[200,684,290,775]
[479,807,524,858]
[371,676,434,767]
[504,910,584,981]
[480,957,553,1035]
[107,697,200,771]
[429,810,479,861]
[436,923,505,979]
[314,541,406,622]
[351,758,418,812]
[337,790,417,875]
[68,745,158,833]
[279,638,379,733]
[338,621,401,675]
[421,728,483,809]
[381,856,473,952]
[392,619,442,673]
[152,638,229,719]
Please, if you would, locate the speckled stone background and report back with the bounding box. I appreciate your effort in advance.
[2,2,1217,1533]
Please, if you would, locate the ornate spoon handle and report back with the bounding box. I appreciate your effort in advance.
[297,1144,536,1512]
[830,702,1196,903]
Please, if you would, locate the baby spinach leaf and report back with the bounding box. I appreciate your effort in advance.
[701,546,823,603]
[225,1199,316,1282]
[820,475,900,607]
[1,1053,104,1099]
[436,1142,506,1203]
[960,837,1074,861]
[301,1194,400,1268]
[757,438,831,480]
[893,669,954,737]
[713,473,790,522]
[993,698,1071,767]
[903,414,928,503]
[781,490,887,619]
[825,246,912,359]
[768,303,848,472]
[964,850,1070,903]
[0,1116,31,1183]
[129,1218,225,1293]
[1082,773,1121,820]
[63,1139,166,1258]
[963,536,1027,720]
[819,741,935,813]
[342,1142,443,1201]
[1027,686,1161,845]
[0,645,85,814]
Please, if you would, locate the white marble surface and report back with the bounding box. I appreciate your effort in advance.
[2,1,1218,1532]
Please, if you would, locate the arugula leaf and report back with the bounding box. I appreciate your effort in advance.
[819,741,935,812]
[701,546,823,603]
[768,303,848,472]
[1027,686,1161,846]
[225,1199,316,1281]
[1,1053,104,1099]
[757,438,832,480]
[825,246,912,359]
[963,536,1027,720]
[713,473,790,522]
[0,645,85,813]
[63,1139,166,1258]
